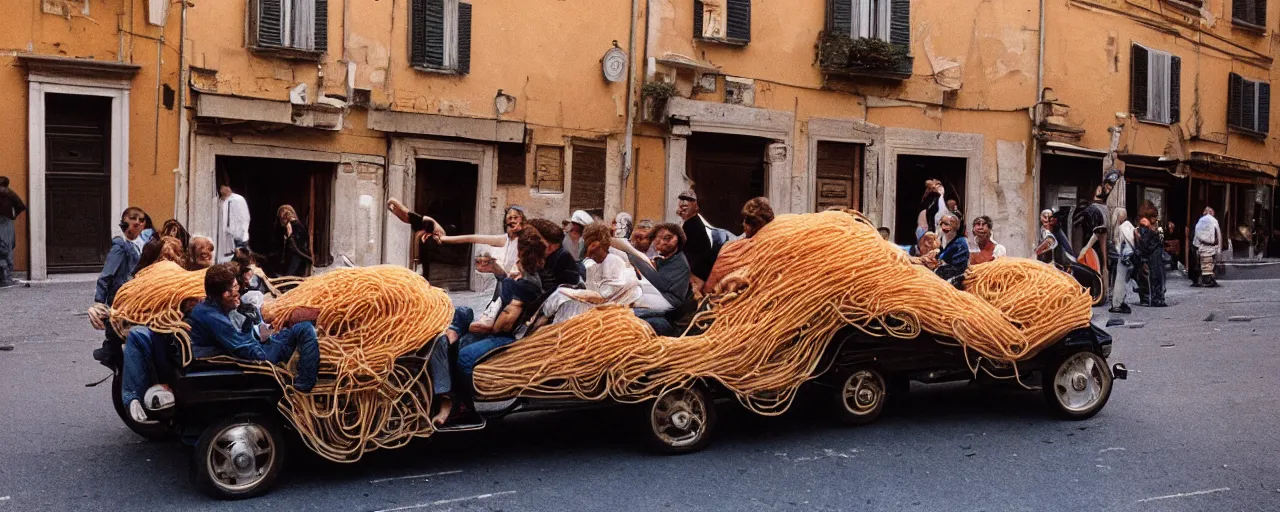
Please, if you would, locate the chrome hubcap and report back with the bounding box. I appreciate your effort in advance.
[1053,353,1110,413]
[207,423,274,492]
[651,389,707,448]
[842,370,884,415]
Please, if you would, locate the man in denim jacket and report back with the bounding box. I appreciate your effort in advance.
[95,207,149,307]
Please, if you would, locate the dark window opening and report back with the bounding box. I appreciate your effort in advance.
[217,156,335,274]
[893,154,966,246]
[414,158,478,291]
[686,132,769,235]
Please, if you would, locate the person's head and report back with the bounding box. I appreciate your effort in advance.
[0,176,9,188]
[564,210,593,241]
[972,216,993,241]
[630,222,654,253]
[1112,207,1128,227]
[612,212,633,239]
[651,223,685,257]
[277,204,298,227]
[939,214,959,236]
[677,189,700,221]
[1098,170,1120,201]
[159,236,186,267]
[1040,209,1056,227]
[119,207,148,240]
[741,197,775,239]
[189,236,215,269]
[582,223,613,263]
[877,227,891,241]
[161,219,190,249]
[1203,206,1215,217]
[218,184,232,200]
[1139,202,1159,224]
[527,218,564,254]
[917,232,940,253]
[204,262,241,312]
[504,205,527,238]
[516,226,548,273]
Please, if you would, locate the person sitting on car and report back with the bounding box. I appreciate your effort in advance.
[188,262,322,392]
[427,228,546,425]
[539,223,641,325]
[934,213,970,281]
[611,222,691,336]
[117,297,199,424]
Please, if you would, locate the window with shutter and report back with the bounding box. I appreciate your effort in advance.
[694,0,751,45]
[1232,0,1266,28]
[822,0,911,78]
[409,0,472,74]
[1228,73,1271,135]
[570,144,608,218]
[534,146,565,194]
[1131,45,1177,124]
[250,0,327,54]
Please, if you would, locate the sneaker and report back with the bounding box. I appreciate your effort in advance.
[129,400,158,424]
[144,385,175,411]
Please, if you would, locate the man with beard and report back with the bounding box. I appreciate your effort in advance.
[934,214,970,282]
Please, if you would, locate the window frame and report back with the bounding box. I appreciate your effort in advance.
[249,0,325,58]
[1229,73,1271,136]
[852,0,890,41]
[1133,45,1179,125]
[1231,0,1267,32]
[410,0,469,74]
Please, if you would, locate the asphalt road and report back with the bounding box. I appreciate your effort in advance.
[1,275,1277,511]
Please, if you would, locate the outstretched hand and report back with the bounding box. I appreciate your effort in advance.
[387,198,411,224]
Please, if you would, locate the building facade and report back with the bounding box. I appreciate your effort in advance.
[3,0,1276,286]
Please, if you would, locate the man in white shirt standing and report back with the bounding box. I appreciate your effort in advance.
[216,184,251,263]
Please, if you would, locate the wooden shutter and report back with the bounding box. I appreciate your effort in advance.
[1256,0,1267,26]
[1130,45,1148,119]
[497,143,527,186]
[1233,0,1248,21]
[889,0,910,49]
[827,0,852,35]
[256,0,285,47]
[314,0,328,53]
[1228,73,1244,129]
[1169,55,1181,123]
[534,146,565,193]
[570,145,608,218]
[726,0,751,43]
[1243,79,1257,131]
[424,0,446,67]
[1258,82,1270,133]
[457,2,471,74]
[410,0,427,65]
[694,0,704,38]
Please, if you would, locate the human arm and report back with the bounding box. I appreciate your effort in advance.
[439,234,508,246]
[95,243,127,304]
[613,238,655,271]
[192,306,270,360]
[491,300,525,333]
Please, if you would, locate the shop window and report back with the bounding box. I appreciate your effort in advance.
[250,0,328,54]
[1131,44,1181,124]
[693,0,751,45]
[410,0,472,74]
[1228,73,1271,136]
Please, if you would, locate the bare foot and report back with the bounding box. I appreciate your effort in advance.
[431,396,453,426]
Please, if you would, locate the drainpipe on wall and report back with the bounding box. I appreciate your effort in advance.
[1031,0,1046,219]
[175,0,191,224]
[622,0,640,191]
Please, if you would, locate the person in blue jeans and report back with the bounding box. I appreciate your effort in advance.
[118,298,200,424]
[188,262,322,392]
[429,227,545,425]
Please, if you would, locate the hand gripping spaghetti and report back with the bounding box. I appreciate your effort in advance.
[109,261,207,365]
[472,210,1093,414]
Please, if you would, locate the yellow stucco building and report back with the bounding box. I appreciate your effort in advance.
[2,0,1276,285]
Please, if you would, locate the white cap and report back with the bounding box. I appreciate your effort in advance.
[569,210,594,226]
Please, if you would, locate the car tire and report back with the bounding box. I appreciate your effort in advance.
[644,384,717,454]
[192,413,286,500]
[1042,350,1113,420]
[110,372,171,441]
[832,366,887,425]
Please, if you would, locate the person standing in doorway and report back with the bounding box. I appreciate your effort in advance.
[276,205,313,277]
[216,183,251,263]
[676,189,730,285]
[0,176,27,287]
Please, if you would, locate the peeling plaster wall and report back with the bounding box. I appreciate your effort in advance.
[1045,0,1279,169]
[1,0,182,273]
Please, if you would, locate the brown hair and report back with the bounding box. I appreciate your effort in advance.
[517,226,547,272]
[204,262,240,300]
[652,222,687,252]
[277,204,299,225]
[741,197,775,232]
[160,219,190,249]
[527,218,564,245]
[1138,201,1159,223]
[582,223,613,251]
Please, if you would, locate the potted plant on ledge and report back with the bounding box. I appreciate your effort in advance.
[817,33,912,80]
[642,81,678,123]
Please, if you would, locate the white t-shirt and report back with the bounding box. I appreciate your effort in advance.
[582,253,642,305]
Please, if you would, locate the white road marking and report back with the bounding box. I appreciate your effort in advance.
[372,491,518,512]
[0,496,9,501]
[1136,487,1231,503]
[369,470,463,484]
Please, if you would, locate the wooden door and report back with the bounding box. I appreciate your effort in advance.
[687,133,767,235]
[814,141,863,212]
[414,159,478,291]
[570,144,607,219]
[45,94,113,273]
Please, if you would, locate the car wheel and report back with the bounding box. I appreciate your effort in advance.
[110,372,171,441]
[1042,350,1113,420]
[192,413,286,500]
[832,366,887,425]
[645,385,717,454]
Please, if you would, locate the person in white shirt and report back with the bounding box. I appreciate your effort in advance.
[433,204,527,279]
[540,223,642,324]
[216,184,251,263]
[1108,207,1136,313]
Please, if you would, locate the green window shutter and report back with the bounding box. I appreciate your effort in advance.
[1130,45,1148,119]
[1228,73,1243,130]
[457,2,471,74]
[314,0,328,53]
[726,0,751,43]
[1258,82,1270,134]
[257,0,284,47]
[889,0,911,50]
[694,0,704,39]
[827,0,852,35]
[1169,55,1180,123]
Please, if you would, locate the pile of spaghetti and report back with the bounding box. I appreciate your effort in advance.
[473,210,1093,414]
[109,264,453,462]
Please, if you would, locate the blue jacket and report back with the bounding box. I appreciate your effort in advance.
[188,300,270,361]
[95,237,140,305]
[936,235,970,281]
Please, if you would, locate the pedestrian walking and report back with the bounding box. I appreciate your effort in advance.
[1134,205,1167,307]
[1108,207,1135,314]
[0,176,27,287]
[216,183,251,263]
[1193,207,1223,288]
